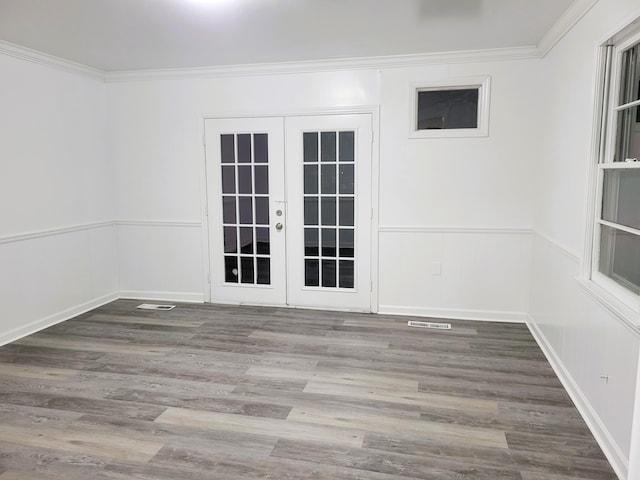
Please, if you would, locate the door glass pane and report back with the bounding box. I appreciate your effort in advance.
[303,129,356,289]
[599,225,640,294]
[219,132,272,286]
[222,166,236,194]
[304,132,318,162]
[321,132,337,162]
[254,134,268,163]
[223,227,237,254]
[237,134,252,163]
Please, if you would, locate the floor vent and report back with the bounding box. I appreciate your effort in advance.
[136,304,176,311]
[408,320,451,330]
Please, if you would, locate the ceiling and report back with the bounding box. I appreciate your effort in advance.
[0,0,576,72]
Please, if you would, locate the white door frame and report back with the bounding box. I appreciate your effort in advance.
[199,106,380,313]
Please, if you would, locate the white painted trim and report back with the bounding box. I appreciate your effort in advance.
[105,47,539,83]
[379,226,532,235]
[115,220,201,228]
[119,291,205,303]
[628,347,640,480]
[0,292,119,347]
[0,221,115,245]
[537,0,600,57]
[378,305,527,323]
[526,315,629,480]
[575,278,640,336]
[0,39,104,80]
[532,230,581,261]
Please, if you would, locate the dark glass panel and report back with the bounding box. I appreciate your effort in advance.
[239,227,253,254]
[321,164,336,194]
[304,228,319,256]
[321,228,336,257]
[237,134,252,163]
[256,258,270,285]
[239,196,253,224]
[339,229,354,258]
[221,166,236,194]
[222,197,236,224]
[254,133,268,163]
[602,170,640,230]
[417,89,479,130]
[238,165,252,194]
[304,165,318,194]
[256,227,270,254]
[305,259,319,286]
[303,132,318,162]
[599,225,640,294]
[321,197,336,226]
[255,197,269,225]
[223,226,237,254]
[220,134,235,163]
[339,260,354,288]
[224,256,238,283]
[338,164,354,194]
[322,260,337,287]
[321,132,337,162]
[254,165,269,194]
[240,257,254,284]
[339,131,355,161]
[304,197,318,225]
[339,197,354,226]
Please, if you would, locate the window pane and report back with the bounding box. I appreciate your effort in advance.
[321,132,337,162]
[241,257,254,283]
[254,134,268,163]
[255,197,269,225]
[321,228,336,257]
[615,106,640,162]
[305,228,319,256]
[238,166,252,194]
[339,198,354,226]
[239,197,252,224]
[237,134,252,163]
[256,227,270,254]
[305,259,319,286]
[303,132,318,162]
[224,256,238,283]
[322,260,337,287]
[304,198,318,225]
[222,197,236,224]
[321,197,336,226]
[223,227,237,253]
[599,225,640,294]
[417,88,479,130]
[257,258,270,285]
[321,164,336,194]
[339,260,354,288]
[339,229,354,258]
[221,134,235,163]
[304,165,318,194]
[339,164,354,194]
[339,131,355,161]
[602,169,640,230]
[221,166,236,194]
[254,166,269,194]
[239,227,253,254]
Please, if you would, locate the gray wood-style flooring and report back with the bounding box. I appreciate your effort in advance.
[0,300,618,479]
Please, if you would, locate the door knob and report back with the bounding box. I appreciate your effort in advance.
[275,223,283,231]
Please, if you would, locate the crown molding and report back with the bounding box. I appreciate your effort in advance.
[104,46,540,83]
[537,0,600,57]
[0,39,105,80]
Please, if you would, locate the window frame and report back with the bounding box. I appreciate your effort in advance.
[409,76,491,139]
[587,30,640,324]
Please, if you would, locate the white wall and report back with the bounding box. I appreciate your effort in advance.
[377,60,538,320]
[0,55,118,345]
[529,1,640,478]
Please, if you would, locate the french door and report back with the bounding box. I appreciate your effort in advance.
[204,114,372,311]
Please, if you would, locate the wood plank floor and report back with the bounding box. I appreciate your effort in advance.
[0,300,618,479]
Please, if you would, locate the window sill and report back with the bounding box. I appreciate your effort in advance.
[576,277,640,336]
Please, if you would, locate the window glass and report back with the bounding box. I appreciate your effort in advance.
[417,88,479,130]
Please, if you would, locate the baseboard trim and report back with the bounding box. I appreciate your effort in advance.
[526,315,628,480]
[119,291,205,303]
[378,305,527,323]
[0,292,119,347]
